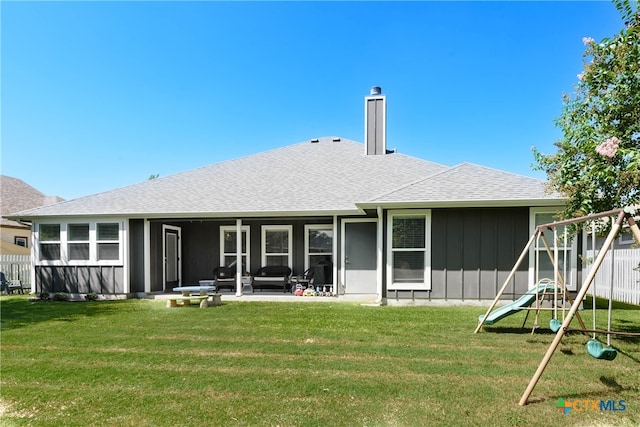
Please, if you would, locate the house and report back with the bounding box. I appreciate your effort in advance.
[8,88,566,302]
[1,175,64,288]
[1,175,64,255]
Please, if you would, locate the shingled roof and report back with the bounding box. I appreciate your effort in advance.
[0,175,64,227]
[9,138,562,219]
[365,163,561,207]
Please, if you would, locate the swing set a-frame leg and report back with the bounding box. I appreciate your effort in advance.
[519,211,625,406]
[475,232,538,334]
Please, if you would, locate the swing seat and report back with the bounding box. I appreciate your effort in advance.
[586,340,617,361]
[549,319,562,333]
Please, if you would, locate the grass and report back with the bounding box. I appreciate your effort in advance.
[1,295,639,427]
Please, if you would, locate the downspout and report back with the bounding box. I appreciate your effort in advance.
[235,219,243,297]
[376,206,384,304]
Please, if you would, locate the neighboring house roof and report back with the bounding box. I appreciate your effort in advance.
[9,138,562,220]
[0,175,64,228]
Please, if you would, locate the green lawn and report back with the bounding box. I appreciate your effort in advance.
[1,295,638,426]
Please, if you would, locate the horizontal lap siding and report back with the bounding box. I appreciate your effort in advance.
[429,208,529,300]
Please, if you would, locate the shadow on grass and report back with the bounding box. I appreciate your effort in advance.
[483,326,558,335]
[585,295,640,310]
[0,295,124,331]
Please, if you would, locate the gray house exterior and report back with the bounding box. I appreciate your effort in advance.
[10,89,565,303]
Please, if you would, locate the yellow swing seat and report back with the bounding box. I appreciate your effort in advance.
[586,339,617,361]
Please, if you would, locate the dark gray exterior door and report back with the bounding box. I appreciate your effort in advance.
[164,227,180,291]
[344,221,377,294]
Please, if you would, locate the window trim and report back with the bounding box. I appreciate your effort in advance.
[14,236,28,248]
[304,224,333,271]
[219,225,250,273]
[528,207,577,291]
[34,219,125,266]
[386,209,432,291]
[261,225,292,268]
[618,227,635,245]
[67,223,91,261]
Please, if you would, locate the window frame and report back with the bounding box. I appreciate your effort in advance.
[386,209,432,291]
[96,222,121,261]
[304,224,334,271]
[67,223,91,261]
[528,207,578,291]
[618,227,635,245]
[261,225,292,268]
[38,223,61,262]
[34,220,125,266]
[219,225,250,274]
[14,236,28,248]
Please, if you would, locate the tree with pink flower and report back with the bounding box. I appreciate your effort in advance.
[534,0,640,219]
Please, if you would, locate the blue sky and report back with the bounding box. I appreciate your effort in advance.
[1,1,623,200]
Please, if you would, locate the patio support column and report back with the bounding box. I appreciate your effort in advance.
[376,206,384,304]
[235,219,243,297]
[122,220,130,294]
[330,215,338,295]
[29,228,36,294]
[144,219,151,293]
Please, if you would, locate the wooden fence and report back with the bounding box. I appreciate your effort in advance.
[0,255,31,287]
[589,248,640,306]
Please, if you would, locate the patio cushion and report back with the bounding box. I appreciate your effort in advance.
[253,266,292,292]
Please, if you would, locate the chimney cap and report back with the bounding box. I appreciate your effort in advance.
[370,86,382,96]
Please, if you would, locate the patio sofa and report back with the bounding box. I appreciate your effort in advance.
[252,266,292,292]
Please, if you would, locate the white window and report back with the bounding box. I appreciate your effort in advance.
[261,225,292,267]
[35,220,124,265]
[220,225,250,274]
[529,208,577,290]
[386,210,431,290]
[304,225,333,271]
[14,236,28,248]
[39,224,61,261]
[68,223,90,260]
[618,227,635,245]
[97,223,120,261]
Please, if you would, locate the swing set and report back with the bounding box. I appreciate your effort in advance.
[517,207,640,406]
[475,210,589,335]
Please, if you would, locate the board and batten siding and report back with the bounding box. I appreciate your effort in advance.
[35,266,124,294]
[429,207,530,300]
[128,219,145,293]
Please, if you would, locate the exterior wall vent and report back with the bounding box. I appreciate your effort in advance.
[364,86,386,155]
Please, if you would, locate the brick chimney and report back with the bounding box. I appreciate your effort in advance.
[364,86,386,155]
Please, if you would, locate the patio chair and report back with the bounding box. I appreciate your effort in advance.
[7,279,24,294]
[0,272,7,294]
[213,266,236,292]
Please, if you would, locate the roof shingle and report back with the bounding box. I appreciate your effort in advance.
[9,138,562,219]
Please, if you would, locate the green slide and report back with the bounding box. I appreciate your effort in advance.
[479,283,558,326]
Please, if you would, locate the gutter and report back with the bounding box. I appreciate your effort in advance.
[356,198,566,210]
